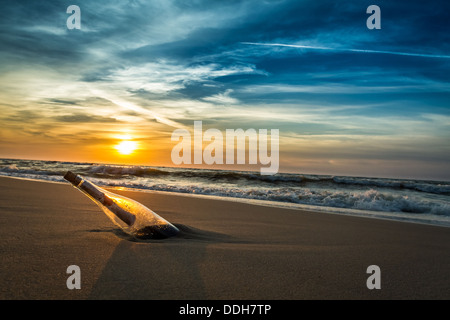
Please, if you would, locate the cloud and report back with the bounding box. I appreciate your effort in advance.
[53,114,119,123]
[43,99,81,106]
[202,89,239,105]
[89,88,188,129]
[241,42,450,59]
[100,61,259,93]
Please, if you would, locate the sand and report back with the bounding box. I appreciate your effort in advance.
[0,176,449,300]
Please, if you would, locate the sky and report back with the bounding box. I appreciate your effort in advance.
[0,0,449,180]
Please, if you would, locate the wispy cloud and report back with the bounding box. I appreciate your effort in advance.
[89,88,188,129]
[202,89,239,105]
[241,42,450,59]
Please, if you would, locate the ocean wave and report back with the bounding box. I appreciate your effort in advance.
[100,178,450,216]
[332,176,450,195]
[87,165,169,178]
[169,169,308,183]
[0,164,65,176]
[86,166,450,195]
[2,159,448,195]
[1,159,449,221]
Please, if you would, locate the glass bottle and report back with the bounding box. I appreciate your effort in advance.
[64,171,179,239]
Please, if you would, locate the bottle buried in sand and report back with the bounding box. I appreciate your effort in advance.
[63,171,179,240]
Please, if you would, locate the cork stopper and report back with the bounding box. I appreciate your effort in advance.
[64,171,82,186]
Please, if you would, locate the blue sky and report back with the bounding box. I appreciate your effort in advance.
[0,0,449,180]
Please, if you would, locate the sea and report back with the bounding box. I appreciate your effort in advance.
[1,158,449,227]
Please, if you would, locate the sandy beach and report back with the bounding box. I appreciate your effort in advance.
[0,176,449,300]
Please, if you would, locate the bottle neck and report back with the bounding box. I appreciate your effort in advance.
[65,171,105,203]
[64,172,136,226]
[64,171,82,186]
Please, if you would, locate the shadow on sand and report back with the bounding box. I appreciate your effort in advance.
[87,224,242,299]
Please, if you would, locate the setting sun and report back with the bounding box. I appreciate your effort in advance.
[115,141,138,155]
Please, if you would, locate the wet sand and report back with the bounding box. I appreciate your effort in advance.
[0,176,449,300]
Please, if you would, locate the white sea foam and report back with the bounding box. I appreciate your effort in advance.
[1,158,449,226]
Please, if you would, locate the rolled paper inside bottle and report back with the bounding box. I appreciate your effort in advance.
[102,194,136,226]
[64,171,136,226]
[78,180,105,203]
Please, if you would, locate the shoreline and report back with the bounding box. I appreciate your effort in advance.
[1,174,449,229]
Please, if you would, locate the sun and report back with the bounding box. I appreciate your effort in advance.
[115,140,138,155]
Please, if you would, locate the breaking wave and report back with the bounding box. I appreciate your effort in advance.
[1,158,449,225]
